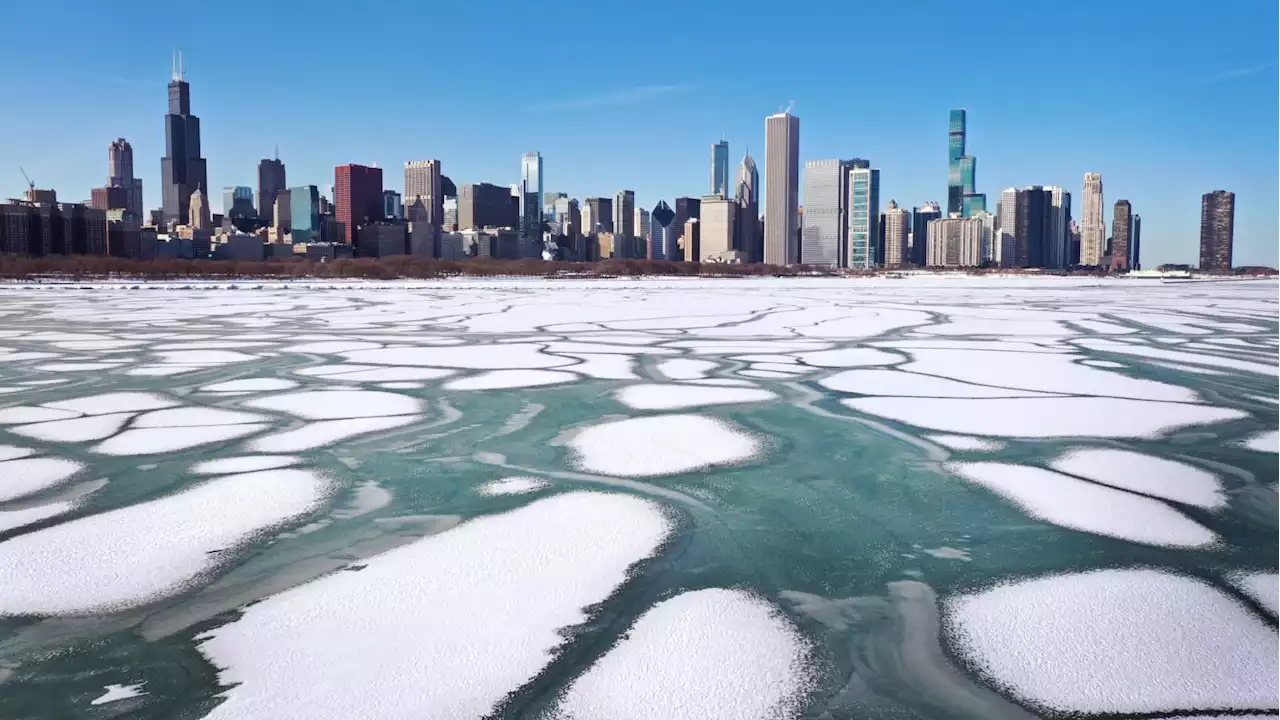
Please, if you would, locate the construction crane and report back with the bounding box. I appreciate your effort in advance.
[19,166,34,196]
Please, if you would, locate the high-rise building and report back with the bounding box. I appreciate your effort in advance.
[1014,186,1051,268]
[734,152,761,262]
[1068,220,1082,266]
[334,164,383,243]
[1131,215,1141,270]
[1080,172,1105,266]
[1043,186,1072,269]
[1199,190,1235,270]
[683,218,700,261]
[947,110,978,216]
[973,210,997,265]
[383,190,404,221]
[519,152,543,249]
[458,183,515,229]
[672,197,701,247]
[800,159,854,267]
[764,111,800,265]
[882,200,910,268]
[273,191,291,233]
[189,188,210,230]
[108,138,143,217]
[710,139,730,197]
[962,192,986,217]
[222,186,255,221]
[699,195,736,261]
[585,197,613,234]
[613,190,635,239]
[258,156,286,226]
[1110,200,1133,271]
[997,188,1018,267]
[926,214,985,267]
[160,53,208,225]
[911,201,942,266]
[847,165,880,268]
[289,185,321,243]
[635,207,650,245]
[650,200,677,260]
[404,160,443,228]
[90,186,129,212]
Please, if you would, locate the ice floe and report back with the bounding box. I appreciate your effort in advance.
[0,457,84,502]
[133,407,269,427]
[656,358,718,380]
[794,348,901,368]
[0,499,78,533]
[844,397,1245,438]
[243,389,422,419]
[554,588,812,720]
[944,568,1279,714]
[192,455,301,475]
[42,392,176,415]
[1050,448,1226,509]
[1075,339,1279,376]
[9,412,136,442]
[284,341,382,354]
[943,461,1216,548]
[568,414,761,477]
[0,406,82,424]
[200,378,299,393]
[90,683,147,705]
[1231,572,1279,616]
[558,353,637,380]
[246,415,419,453]
[197,491,671,720]
[925,434,1007,452]
[819,369,1052,398]
[444,369,578,390]
[93,424,271,456]
[614,384,777,410]
[477,476,550,496]
[1241,430,1279,453]
[343,344,573,369]
[0,469,331,615]
[0,444,35,461]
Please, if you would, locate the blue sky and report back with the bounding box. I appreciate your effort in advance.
[2,0,1276,266]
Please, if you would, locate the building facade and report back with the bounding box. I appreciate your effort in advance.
[1110,199,1133,271]
[911,201,942,266]
[926,214,984,267]
[458,183,515,229]
[847,165,880,268]
[189,188,211,230]
[1013,186,1051,268]
[519,152,543,248]
[699,195,736,261]
[585,197,613,234]
[1131,214,1141,270]
[882,200,910,267]
[257,156,286,226]
[710,140,730,197]
[1199,190,1234,270]
[947,110,978,216]
[334,164,383,243]
[613,190,635,239]
[735,152,761,262]
[764,111,800,265]
[1043,186,1072,269]
[1080,172,1105,266]
[289,185,321,243]
[650,200,677,261]
[404,160,443,228]
[108,138,144,217]
[160,57,208,225]
[800,159,853,267]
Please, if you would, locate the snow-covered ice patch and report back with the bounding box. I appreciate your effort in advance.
[200,378,299,393]
[0,469,330,615]
[0,499,79,534]
[37,362,125,372]
[568,414,761,477]
[192,455,301,475]
[794,348,901,368]
[1051,448,1226,509]
[614,384,777,410]
[943,462,1216,548]
[477,476,550,496]
[90,683,147,705]
[0,406,82,425]
[1231,572,1278,616]
[444,369,577,390]
[93,424,270,456]
[244,389,422,420]
[197,491,671,720]
[1080,359,1126,368]
[944,568,1279,714]
[343,344,573,370]
[554,588,812,720]
[0,444,34,461]
[42,392,176,415]
[247,415,419,453]
[820,369,1051,398]
[926,434,1007,452]
[331,481,392,518]
[133,407,269,428]
[377,381,424,389]
[558,353,638,380]
[844,397,1245,438]
[154,350,258,365]
[284,341,382,354]
[8,412,135,443]
[0,457,84,502]
[1241,430,1279,454]
[656,358,718,380]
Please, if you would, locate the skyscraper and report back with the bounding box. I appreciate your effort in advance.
[1044,186,1072,269]
[997,188,1018,267]
[734,152,761,262]
[911,202,942,266]
[1199,190,1235,270]
[189,188,210,230]
[883,200,910,268]
[847,165,880,268]
[585,197,613,234]
[674,197,701,244]
[459,183,515,230]
[1110,200,1133,271]
[1014,186,1051,268]
[334,164,383,243]
[160,53,207,225]
[614,190,635,239]
[289,186,320,243]
[650,200,677,260]
[1131,215,1141,270]
[404,160,443,227]
[800,159,854,267]
[765,110,800,265]
[108,138,143,217]
[634,207,650,245]
[699,195,737,260]
[258,155,286,226]
[1080,172,1105,266]
[710,139,730,197]
[947,110,977,216]
[519,152,544,251]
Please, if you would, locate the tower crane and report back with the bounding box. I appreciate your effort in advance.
[19,166,34,195]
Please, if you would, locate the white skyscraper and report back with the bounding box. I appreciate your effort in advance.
[634,206,650,244]
[882,200,910,268]
[800,159,853,268]
[997,187,1018,268]
[764,111,800,265]
[1080,172,1105,266]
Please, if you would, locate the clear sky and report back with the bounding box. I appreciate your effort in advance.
[2,0,1276,267]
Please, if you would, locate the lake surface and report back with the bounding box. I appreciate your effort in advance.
[0,277,1275,719]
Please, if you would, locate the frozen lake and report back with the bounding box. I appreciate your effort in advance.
[0,277,1275,719]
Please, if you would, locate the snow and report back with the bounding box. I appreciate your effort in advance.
[1074,339,1279,376]
[819,369,1052,398]
[1050,448,1226,509]
[614,384,777,410]
[93,424,270,456]
[9,412,135,442]
[557,353,638,380]
[926,434,1007,452]
[444,369,578,390]
[944,568,1279,714]
[132,407,270,427]
[154,350,259,365]
[42,392,177,415]
[331,481,392,518]
[0,406,82,424]
[0,444,34,461]
[0,469,330,615]
[284,341,383,354]
[0,499,78,533]
[90,683,147,705]
[0,457,84,502]
[197,492,671,720]
[378,381,424,389]
[37,362,126,372]
[844,396,1246,438]
[303,366,454,382]
[554,589,812,720]
[477,476,550,496]
[794,348,901,368]
[246,416,419,453]
[243,389,422,419]
[656,358,718,380]
[192,455,301,475]
[568,415,761,477]
[1080,359,1126,368]
[342,344,574,369]
[1241,430,1279,453]
[200,378,299,392]
[125,365,203,377]
[943,461,1216,548]
[1231,572,1279,616]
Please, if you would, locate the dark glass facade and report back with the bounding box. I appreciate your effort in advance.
[160,76,207,225]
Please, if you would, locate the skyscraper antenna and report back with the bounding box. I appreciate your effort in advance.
[178,50,184,81]
[274,144,279,160]
[171,49,177,81]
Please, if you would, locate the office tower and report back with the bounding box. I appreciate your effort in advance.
[222,186,255,221]
[108,138,143,217]
[962,192,986,217]
[996,188,1018,267]
[1013,186,1051,268]
[683,218,700,261]
[800,159,854,268]
[1131,215,1141,270]
[911,201,942,266]
[973,210,997,264]
[189,188,210,230]
[882,200,910,268]
[160,53,208,225]
[710,139,730,197]
[734,151,761,261]
[383,190,404,221]
[1199,190,1234,270]
[1080,172,1105,266]
[273,191,291,233]
[585,197,613,234]
[764,110,800,265]
[674,197,701,245]
[1110,200,1133,271]
[458,183,515,229]
[1068,220,1082,266]
[258,156,286,225]
[289,186,321,243]
[614,190,635,239]
[947,110,978,216]
[519,152,543,248]
[635,207,650,244]
[90,186,129,212]
[404,160,443,228]
[650,200,677,260]
[442,198,458,231]
[334,164,383,243]
[847,165,880,268]
[699,195,736,260]
[926,214,985,267]
[1039,186,1072,269]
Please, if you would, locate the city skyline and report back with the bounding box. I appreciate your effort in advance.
[0,0,1275,267]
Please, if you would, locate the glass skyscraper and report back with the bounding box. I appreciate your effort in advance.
[800,159,853,267]
[710,140,729,197]
[847,165,880,268]
[289,185,320,243]
[519,152,543,253]
[161,53,207,225]
[947,109,980,217]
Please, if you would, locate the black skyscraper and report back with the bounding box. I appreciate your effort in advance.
[161,54,208,225]
[258,156,287,226]
[911,204,941,266]
[1199,190,1234,270]
[673,197,701,243]
[1014,186,1051,268]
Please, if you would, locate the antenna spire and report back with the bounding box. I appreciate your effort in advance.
[274,144,279,160]
[178,50,184,81]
